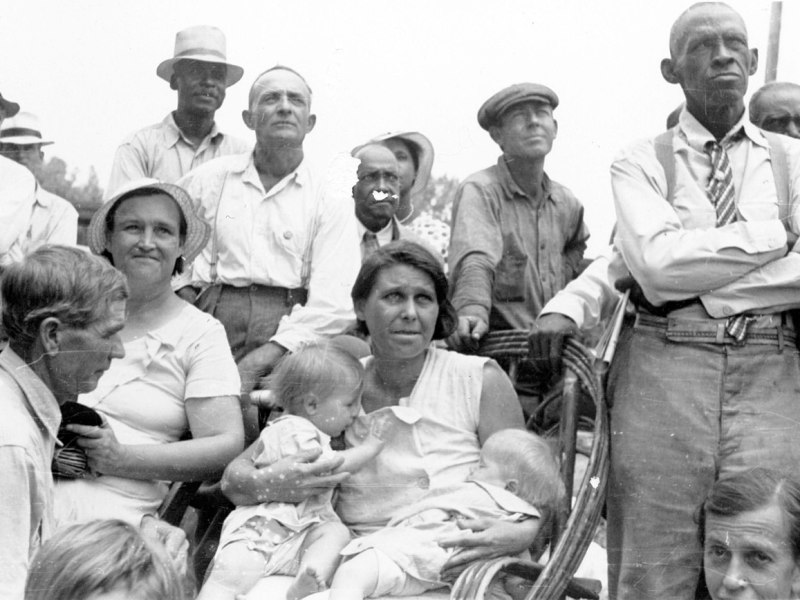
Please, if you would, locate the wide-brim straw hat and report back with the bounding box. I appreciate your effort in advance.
[352,131,434,197]
[0,111,54,146]
[88,178,210,264]
[156,25,243,87]
[0,93,20,118]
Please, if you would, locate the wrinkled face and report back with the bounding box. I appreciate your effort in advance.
[243,69,315,149]
[383,138,417,197]
[309,378,362,437]
[490,100,557,161]
[704,500,800,600]
[0,143,43,173]
[666,5,756,114]
[353,146,401,231]
[173,59,227,117]
[106,193,185,285]
[355,264,439,360]
[48,299,127,400]
[754,87,800,139]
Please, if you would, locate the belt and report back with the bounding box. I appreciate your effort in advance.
[200,283,308,307]
[634,311,796,347]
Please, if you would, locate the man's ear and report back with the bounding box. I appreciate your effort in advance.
[488,125,503,147]
[749,48,759,76]
[661,57,680,85]
[38,317,62,356]
[242,109,254,130]
[170,73,179,91]
[505,479,519,495]
[552,119,559,138]
[305,113,317,134]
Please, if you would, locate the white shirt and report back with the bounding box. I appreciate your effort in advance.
[0,156,36,266]
[177,152,361,352]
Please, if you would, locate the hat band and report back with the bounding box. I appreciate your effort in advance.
[174,47,226,61]
[0,127,42,140]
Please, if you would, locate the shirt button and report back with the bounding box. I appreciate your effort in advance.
[417,476,429,489]
[722,306,733,316]
[283,231,293,239]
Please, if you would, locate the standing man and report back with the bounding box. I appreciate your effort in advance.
[0,111,78,260]
[750,81,800,139]
[532,4,800,598]
[106,25,250,198]
[448,83,588,354]
[176,66,360,440]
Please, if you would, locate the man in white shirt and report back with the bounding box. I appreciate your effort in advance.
[105,25,250,198]
[0,111,78,261]
[176,65,360,440]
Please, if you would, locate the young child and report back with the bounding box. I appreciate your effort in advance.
[25,519,184,600]
[198,344,393,600]
[328,428,565,600]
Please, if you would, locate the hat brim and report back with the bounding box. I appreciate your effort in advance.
[0,136,53,146]
[87,179,210,265]
[157,56,244,87]
[352,131,435,198]
[0,96,20,118]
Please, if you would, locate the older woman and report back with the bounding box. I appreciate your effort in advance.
[54,179,244,526]
[223,241,531,597]
[699,468,800,600]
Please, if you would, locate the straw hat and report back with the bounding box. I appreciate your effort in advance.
[0,112,54,146]
[87,178,210,263]
[156,25,243,87]
[352,131,434,197]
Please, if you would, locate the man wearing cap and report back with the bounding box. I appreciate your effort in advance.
[0,111,78,262]
[0,93,37,270]
[447,83,588,363]
[105,25,250,198]
[750,81,800,139]
[176,65,360,441]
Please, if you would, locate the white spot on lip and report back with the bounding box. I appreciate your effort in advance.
[371,190,390,201]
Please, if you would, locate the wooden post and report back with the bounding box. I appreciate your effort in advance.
[765,2,783,83]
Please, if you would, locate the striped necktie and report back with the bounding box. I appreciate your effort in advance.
[705,139,755,343]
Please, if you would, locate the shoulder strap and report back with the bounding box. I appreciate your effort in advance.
[761,130,791,224]
[654,128,677,205]
[208,172,229,283]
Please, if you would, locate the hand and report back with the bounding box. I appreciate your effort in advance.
[438,517,539,580]
[69,416,128,476]
[528,313,580,377]
[175,285,198,304]
[446,311,489,352]
[139,514,190,578]
[238,342,288,395]
[366,412,397,443]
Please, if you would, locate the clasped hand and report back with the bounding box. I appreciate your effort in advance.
[67,416,127,476]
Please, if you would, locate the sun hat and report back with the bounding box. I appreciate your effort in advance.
[0,111,54,146]
[87,178,210,263]
[351,131,434,197]
[0,93,20,118]
[156,25,243,87]
[478,83,559,130]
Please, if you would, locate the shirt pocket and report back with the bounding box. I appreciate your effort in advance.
[494,250,528,303]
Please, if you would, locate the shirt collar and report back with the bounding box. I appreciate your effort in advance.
[241,152,308,197]
[163,112,223,149]
[0,346,61,439]
[357,215,397,240]
[34,183,51,207]
[678,107,769,150]
[496,155,554,203]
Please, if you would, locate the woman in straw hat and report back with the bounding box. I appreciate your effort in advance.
[53,179,244,527]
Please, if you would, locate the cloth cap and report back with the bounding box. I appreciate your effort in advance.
[477,83,559,130]
[351,131,435,197]
[156,25,243,87]
[87,178,210,264]
[0,111,54,146]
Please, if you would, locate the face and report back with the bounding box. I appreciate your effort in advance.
[355,264,439,360]
[309,380,362,437]
[0,143,43,173]
[48,299,127,400]
[383,138,417,197]
[107,193,185,284]
[490,101,557,161]
[665,5,757,115]
[353,146,401,231]
[755,87,800,139]
[173,59,227,117]
[704,500,800,600]
[243,69,315,149]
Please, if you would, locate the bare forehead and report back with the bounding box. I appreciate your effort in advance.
[249,69,311,100]
[670,4,747,53]
[356,144,398,169]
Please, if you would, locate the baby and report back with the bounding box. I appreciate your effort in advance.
[328,428,565,599]
[198,344,393,600]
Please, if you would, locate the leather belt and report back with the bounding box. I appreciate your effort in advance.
[634,311,796,347]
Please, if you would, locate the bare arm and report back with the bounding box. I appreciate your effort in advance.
[334,412,396,474]
[477,360,525,445]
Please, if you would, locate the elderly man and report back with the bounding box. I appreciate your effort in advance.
[0,246,127,598]
[750,81,800,139]
[105,25,250,198]
[176,65,360,440]
[0,111,78,259]
[448,83,588,355]
[531,4,800,598]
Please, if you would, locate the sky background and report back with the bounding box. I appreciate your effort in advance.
[2,1,798,254]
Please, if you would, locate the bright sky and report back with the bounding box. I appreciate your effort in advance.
[2,1,798,254]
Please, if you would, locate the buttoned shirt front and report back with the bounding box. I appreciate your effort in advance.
[176,153,360,352]
[0,156,36,267]
[105,112,251,199]
[0,347,61,600]
[449,156,589,331]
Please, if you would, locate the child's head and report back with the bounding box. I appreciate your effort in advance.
[25,519,184,600]
[471,429,566,522]
[271,343,365,437]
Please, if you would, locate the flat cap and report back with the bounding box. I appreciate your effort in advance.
[477,83,559,130]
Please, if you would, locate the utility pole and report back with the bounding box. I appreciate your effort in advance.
[765,1,782,83]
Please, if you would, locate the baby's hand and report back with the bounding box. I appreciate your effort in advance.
[366,412,397,443]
